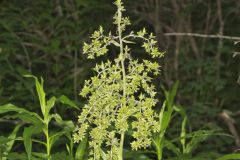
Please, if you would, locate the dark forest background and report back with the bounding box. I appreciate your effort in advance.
[0,0,240,159]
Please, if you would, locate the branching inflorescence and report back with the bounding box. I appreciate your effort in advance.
[73,0,164,159]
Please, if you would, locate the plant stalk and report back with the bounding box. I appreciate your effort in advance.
[44,122,51,160]
[119,133,125,160]
[157,147,162,160]
[117,2,126,160]
[46,131,51,160]
[153,139,162,160]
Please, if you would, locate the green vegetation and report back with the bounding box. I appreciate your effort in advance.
[0,76,84,159]
[74,1,163,159]
[0,0,239,159]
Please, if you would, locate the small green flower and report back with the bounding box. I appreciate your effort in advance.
[74,0,164,159]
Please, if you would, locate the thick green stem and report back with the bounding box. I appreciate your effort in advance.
[44,120,51,160]
[118,5,126,99]
[157,147,162,160]
[153,138,162,160]
[45,127,51,160]
[119,133,125,160]
[117,3,126,160]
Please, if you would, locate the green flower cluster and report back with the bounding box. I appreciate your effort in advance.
[73,0,164,159]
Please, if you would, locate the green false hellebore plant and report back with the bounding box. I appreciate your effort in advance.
[73,0,164,159]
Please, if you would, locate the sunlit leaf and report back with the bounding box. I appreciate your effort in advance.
[58,95,79,110]
[217,153,240,160]
[24,75,46,116]
[0,104,42,122]
[75,137,88,160]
